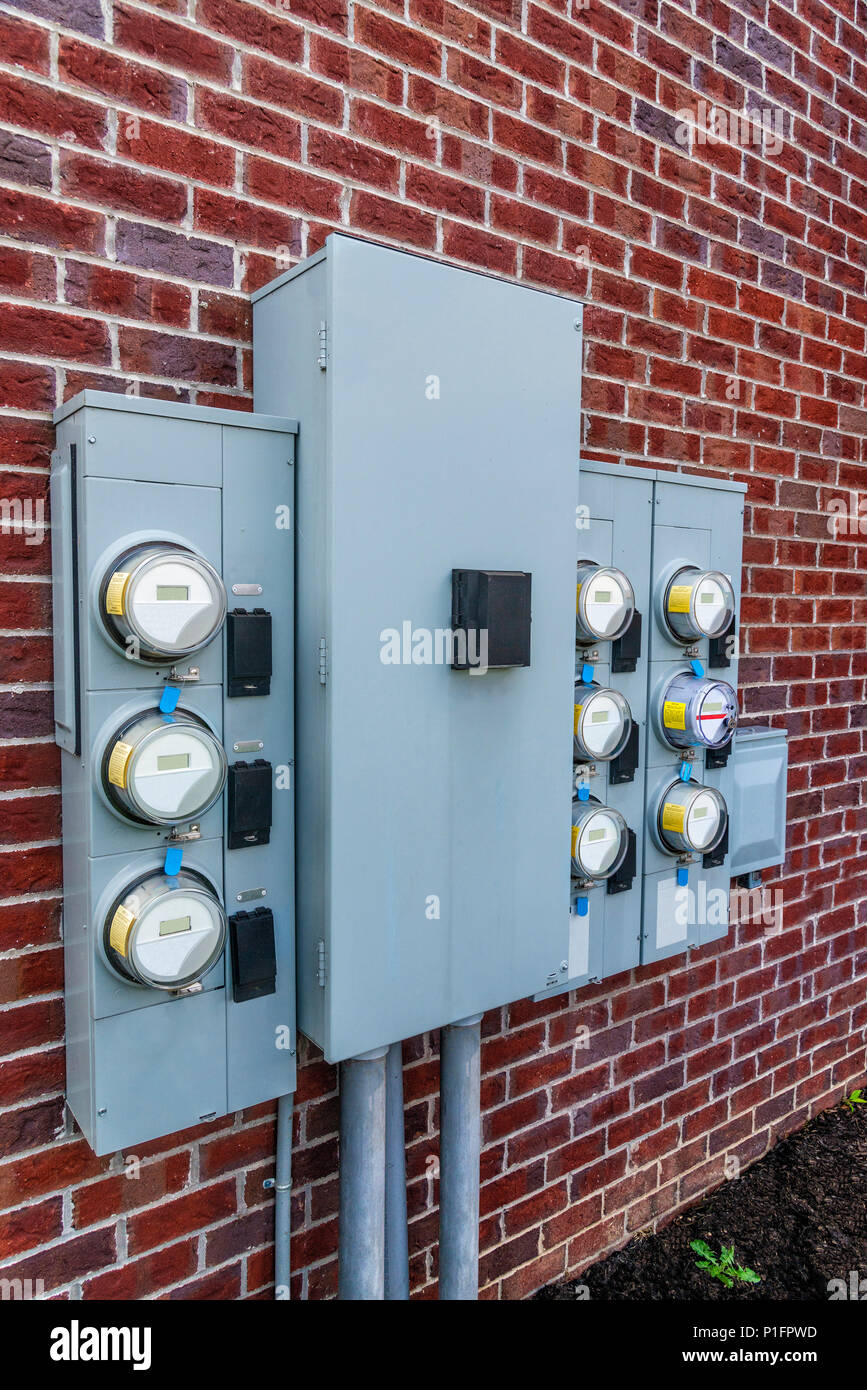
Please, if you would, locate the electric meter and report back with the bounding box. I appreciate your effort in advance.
[101,708,227,825]
[571,800,629,881]
[656,780,727,856]
[573,682,632,763]
[575,563,635,644]
[664,567,735,642]
[660,671,738,749]
[104,868,227,990]
[99,543,227,662]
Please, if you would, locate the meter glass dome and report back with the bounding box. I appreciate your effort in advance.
[101,543,226,662]
[573,682,632,762]
[576,563,635,643]
[664,567,735,643]
[104,869,227,990]
[660,671,738,749]
[102,708,227,825]
[657,781,727,856]
[571,801,629,880]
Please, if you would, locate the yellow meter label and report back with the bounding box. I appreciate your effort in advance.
[663,701,687,730]
[109,904,136,957]
[661,802,685,833]
[105,571,130,616]
[571,826,580,858]
[575,582,582,615]
[667,585,692,614]
[573,703,583,735]
[107,740,134,789]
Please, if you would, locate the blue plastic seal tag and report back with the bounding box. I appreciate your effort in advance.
[164,846,183,877]
[690,659,705,678]
[679,761,692,783]
[581,662,595,684]
[160,684,181,714]
[576,895,589,917]
[577,784,590,801]
[677,867,689,887]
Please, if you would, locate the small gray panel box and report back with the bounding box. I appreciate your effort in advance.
[253,234,583,1061]
[51,392,297,1154]
[728,726,788,877]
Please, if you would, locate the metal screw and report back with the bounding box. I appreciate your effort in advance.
[87,435,96,444]
[560,961,568,972]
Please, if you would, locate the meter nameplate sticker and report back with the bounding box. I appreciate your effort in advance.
[667,585,692,614]
[573,703,583,735]
[575,581,582,614]
[571,826,580,859]
[105,571,130,616]
[107,740,134,789]
[109,904,136,957]
[663,701,687,731]
[661,801,686,833]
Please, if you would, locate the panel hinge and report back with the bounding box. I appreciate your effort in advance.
[317,320,328,371]
[315,940,327,988]
[318,637,328,685]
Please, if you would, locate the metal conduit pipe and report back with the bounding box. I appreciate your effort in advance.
[438,1012,484,1301]
[273,1092,293,1299]
[338,1045,389,1300]
[384,1040,410,1300]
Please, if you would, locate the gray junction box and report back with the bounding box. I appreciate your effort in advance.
[253,234,583,1061]
[51,393,297,1154]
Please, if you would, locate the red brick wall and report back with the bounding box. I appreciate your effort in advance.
[1,0,866,1300]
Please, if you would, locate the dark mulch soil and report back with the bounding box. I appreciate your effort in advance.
[537,1100,867,1300]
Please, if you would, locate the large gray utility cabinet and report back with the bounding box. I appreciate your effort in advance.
[253,234,583,1060]
[51,393,297,1153]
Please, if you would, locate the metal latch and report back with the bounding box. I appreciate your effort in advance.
[167,823,202,845]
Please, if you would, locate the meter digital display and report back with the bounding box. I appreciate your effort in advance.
[656,781,727,856]
[575,563,635,644]
[571,801,629,881]
[664,566,735,643]
[573,682,632,763]
[103,868,227,990]
[100,542,226,662]
[101,707,227,825]
[660,671,738,749]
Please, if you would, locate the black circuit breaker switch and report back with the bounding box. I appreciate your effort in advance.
[708,613,735,670]
[609,721,640,785]
[229,907,277,1002]
[227,758,272,849]
[451,569,531,669]
[607,828,636,896]
[611,609,642,674]
[706,737,733,770]
[227,608,272,697]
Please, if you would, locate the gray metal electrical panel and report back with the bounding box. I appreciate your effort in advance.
[642,471,746,963]
[51,392,297,1154]
[536,461,651,998]
[253,234,582,1061]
